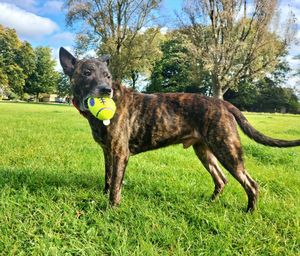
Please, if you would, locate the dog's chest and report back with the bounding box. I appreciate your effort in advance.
[88,119,108,146]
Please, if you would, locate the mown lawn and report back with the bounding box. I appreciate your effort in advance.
[0,102,299,255]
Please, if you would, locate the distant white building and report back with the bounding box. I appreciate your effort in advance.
[41,94,66,103]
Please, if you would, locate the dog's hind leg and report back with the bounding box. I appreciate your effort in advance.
[217,156,258,212]
[208,136,259,212]
[193,142,228,200]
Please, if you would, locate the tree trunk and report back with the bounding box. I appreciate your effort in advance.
[213,86,223,99]
[212,75,224,99]
[131,70,138,90]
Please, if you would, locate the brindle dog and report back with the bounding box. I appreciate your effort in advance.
[59,47,300,212]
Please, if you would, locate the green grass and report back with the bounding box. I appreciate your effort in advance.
[0,102,299,255]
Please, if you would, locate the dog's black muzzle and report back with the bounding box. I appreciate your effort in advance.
[82,85,113,110]
[99,86,112,95]
[93,85,112,97]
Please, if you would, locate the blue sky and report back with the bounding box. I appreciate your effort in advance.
[0,0,182,49]
[1,0,300,89]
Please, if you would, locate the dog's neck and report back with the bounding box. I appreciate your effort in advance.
[112,80,136,103]
[112,80,125,99]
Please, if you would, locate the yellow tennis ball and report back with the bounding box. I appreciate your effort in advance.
[87,97,116,121]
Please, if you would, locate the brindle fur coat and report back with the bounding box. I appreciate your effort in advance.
[59,47,300,212]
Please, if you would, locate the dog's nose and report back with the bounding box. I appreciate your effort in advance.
[99,86,112,94]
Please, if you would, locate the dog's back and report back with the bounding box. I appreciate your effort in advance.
[124,91,231,154]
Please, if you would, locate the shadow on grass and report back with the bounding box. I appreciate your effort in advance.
[0,167,113,212]
[0,167,103,192]
[0,167,244,213]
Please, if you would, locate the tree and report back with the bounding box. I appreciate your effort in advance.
[66,0,163,81]
[0,25,35,98]
[24,47,59,100]
[224,60,300,113]
[292,54,300,99]
[5,65,26,97]
[224,81,259,111]
[57,72,72,97]
[179,0,296,99]
[146,32,210,93]
[0,25,20,94]
[15,41,36,80]
[0,68,8,98]
[255,81,299,113]
[99,27,164,89]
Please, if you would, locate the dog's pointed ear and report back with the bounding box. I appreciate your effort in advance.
[59,47,76,77]
[100,54,111,66]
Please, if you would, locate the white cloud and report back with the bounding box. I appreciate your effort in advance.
[290,0,300,6]
[284,43,300,89]
[278,3,300,27]
[285,50,300,89]
[0,0,65,14]
[51,32,75,42]
[287,39,300,58]
[0,0,38,12]
[279,1,300,90]
[160,27,168,34]
[139,26,168,35]
[41,1,64,14]
[84,49,97,58]
[286,54,299,70]
[0,3,58,38]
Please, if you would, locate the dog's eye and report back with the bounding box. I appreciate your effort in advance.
[84,70,91,76]
[103,71,110,79]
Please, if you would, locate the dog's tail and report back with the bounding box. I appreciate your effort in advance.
[224,101,300,147]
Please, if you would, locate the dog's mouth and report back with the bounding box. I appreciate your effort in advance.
[83,99,89,110]
[82,89,114,111]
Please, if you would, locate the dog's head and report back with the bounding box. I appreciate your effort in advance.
[59,47,113,111]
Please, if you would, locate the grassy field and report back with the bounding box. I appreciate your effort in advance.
[0,102,299,255]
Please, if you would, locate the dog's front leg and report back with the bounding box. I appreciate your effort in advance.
[103,149,112,194]
[109,147,129,207]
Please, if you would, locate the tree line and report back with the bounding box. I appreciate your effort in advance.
[0,25,68,101]
[147,32,299,113]
[66,0,300,113]
[1,0,300,113]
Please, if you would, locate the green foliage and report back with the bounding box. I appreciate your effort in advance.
[147,33,210,93]
[181,1,294,98]
[99,28,164,87]
[0,25,58,99]
[5,64,26,96]
[24,47,59,98]
[0,25,35,97]
[22,93,31,101]
[15,41,36,78]
[257,84,299,113]
[66,0,163,81]
[293,55,300,92]
[0,67,9,93]
[5,91,19,100]
[147,36,189,92]
[224,82,258,110]
[56,72,72,97]
[225,61,300,113]
[0,103,299,254]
